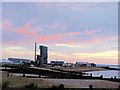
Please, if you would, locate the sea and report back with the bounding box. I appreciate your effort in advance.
[85,64,120,79]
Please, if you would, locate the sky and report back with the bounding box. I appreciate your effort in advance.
[1,2,118,64]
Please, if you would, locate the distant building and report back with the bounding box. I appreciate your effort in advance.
[63,63,74,67]
[8,58,31,64]
[36,45,48,66]
[0,59,14,66]
[51,61,64,66]
[75,62,96,67]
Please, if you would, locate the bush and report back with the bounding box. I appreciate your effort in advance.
[58,84,64,89]
[25,83,38,89]
[51,85,57,89]
[51,84,64,90]
[2,81,9,89]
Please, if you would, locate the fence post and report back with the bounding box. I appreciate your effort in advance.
[114,76,116,80]
[23,73,25,77]
[118,85,120,89]
[111,77,113,80]
[89,85,93,90]
[100,75,103,79]
[39,74,41,78]
[90,73,92,77]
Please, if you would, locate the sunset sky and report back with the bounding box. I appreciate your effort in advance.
[1,1,118,64]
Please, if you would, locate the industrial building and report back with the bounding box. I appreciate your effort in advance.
[75,62,96,67]
[63,63,75,67]
[51,61,64,66]
[36,45,48,66]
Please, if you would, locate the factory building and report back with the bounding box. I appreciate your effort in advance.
[75,62,96,67]
[36,45,48,66]
[51,61,64,66]
[63,63,75,67]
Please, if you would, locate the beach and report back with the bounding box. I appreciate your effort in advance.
[50,66,108,72]
[1,69,120,89]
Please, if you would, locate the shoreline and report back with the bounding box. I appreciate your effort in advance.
[50,66,109,73]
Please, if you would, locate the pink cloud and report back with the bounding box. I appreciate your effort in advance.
[3,20,15,31]
[39,31,81,42]
[2,40,35,46]
[104,35,118,41]
[75,35,117,44]
[16,23,39,37]
[2,34,117,47]
[2,19,116,46]
[3,20,40,38]
[2,30,81,46]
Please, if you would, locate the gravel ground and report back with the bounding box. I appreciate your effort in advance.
[43,79,120,88]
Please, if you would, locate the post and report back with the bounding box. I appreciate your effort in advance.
[118,85,120,89]
[89,85,93,90]
[80,72,82,77]
[34,43,37,62]
[100,75,103,79]
[23,73,25,77]
[111,77,113,80]
[39,69,41,78]
[90,73,92,77]
[39,74,41,78]
[114,76,116,80]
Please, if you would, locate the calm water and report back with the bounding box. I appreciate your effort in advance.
[109,65,120,69]
[85,64,120,79]
[85,70,119,79]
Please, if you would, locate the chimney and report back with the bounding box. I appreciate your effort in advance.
[34,43,37,61]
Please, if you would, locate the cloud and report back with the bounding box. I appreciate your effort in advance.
[49,51,69,60]
[36,29,101,43]
[104,35,118,41]
[73,50,118,59]
[3,20,15,31]
[55,44,84,48]
[2,19,117,47]
[68,35,117,45]
[2,40,35,46]
[37,31,81,42]
[6,46,25,50]
[83,29,101,35]
[3,20,42,37]
[16,23,40,37]
[2,47,34,60]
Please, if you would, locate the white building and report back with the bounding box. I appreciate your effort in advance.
[63,63,74,67]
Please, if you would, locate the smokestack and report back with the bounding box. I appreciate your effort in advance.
[34,43,37,61]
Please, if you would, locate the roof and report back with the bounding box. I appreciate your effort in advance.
[76,62,89,64]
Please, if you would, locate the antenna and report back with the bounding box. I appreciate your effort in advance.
[34,43,37,61]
